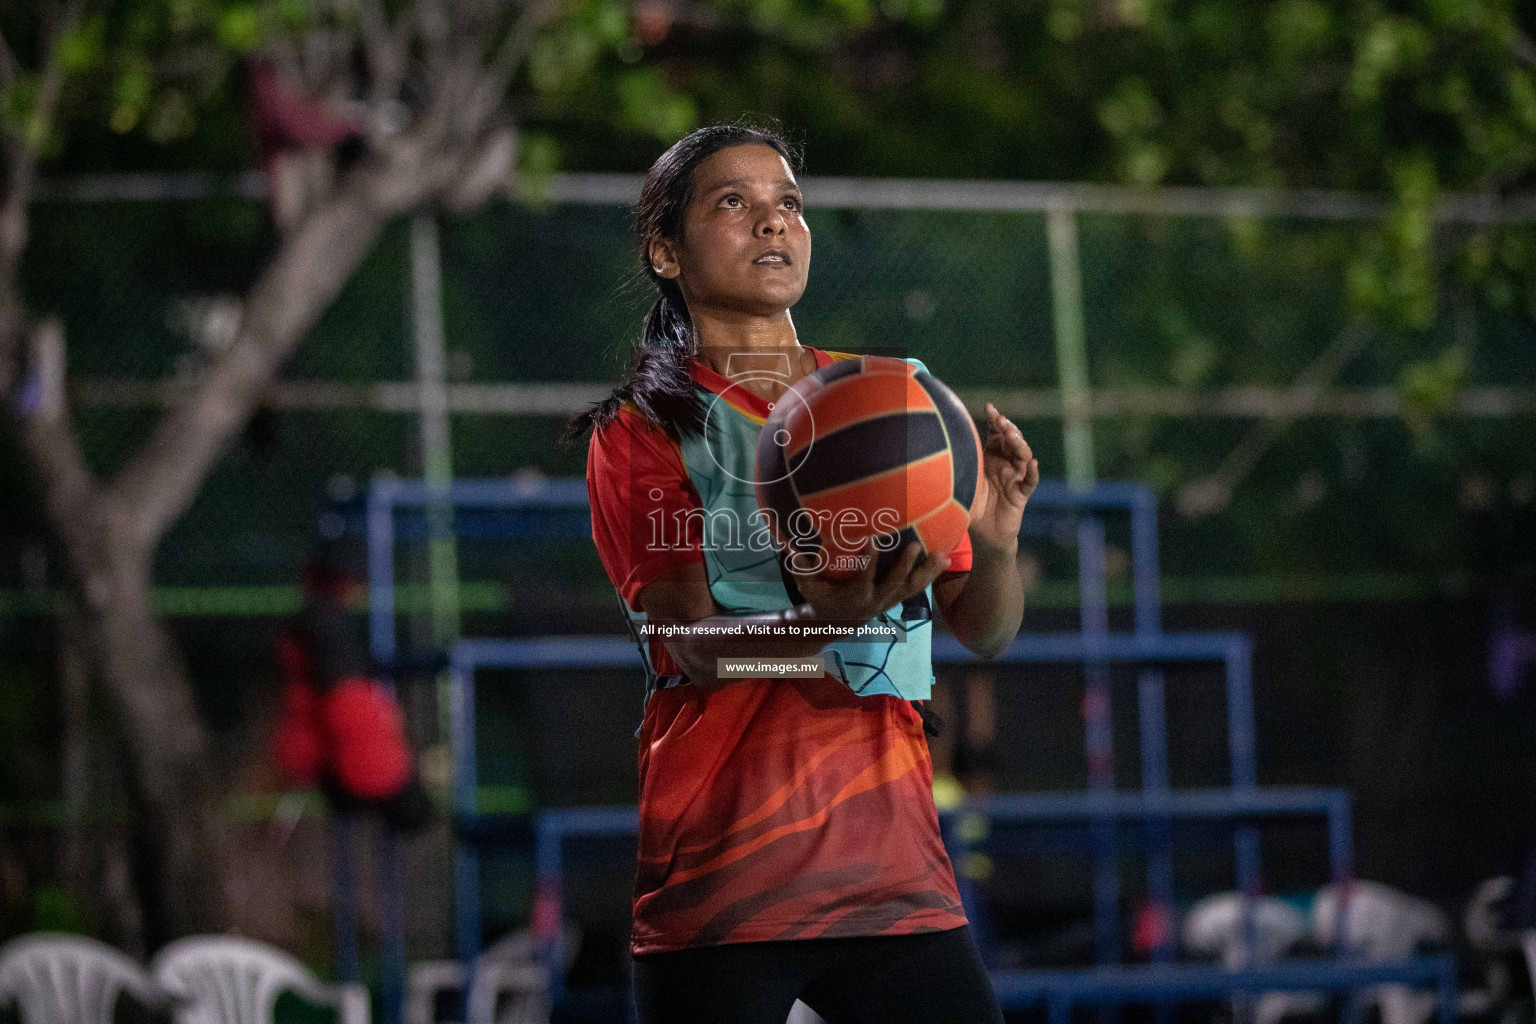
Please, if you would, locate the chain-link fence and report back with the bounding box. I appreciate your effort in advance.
[5,180,1533,605]
[2,176,1535,964]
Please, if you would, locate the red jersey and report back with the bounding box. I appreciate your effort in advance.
[586,347,971,955]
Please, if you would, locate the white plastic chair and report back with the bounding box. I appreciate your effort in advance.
[152,935,369,1024]
[1183,893,1323,1024]
[1313,881,1450,1024]
[1185,891,1311,966]
[0,933,162,1024]
[406,928,571,1024]
[406,958,547,1024]
[786,1001,827,1024]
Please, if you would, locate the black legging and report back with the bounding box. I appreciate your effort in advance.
[632,925,1004,1024]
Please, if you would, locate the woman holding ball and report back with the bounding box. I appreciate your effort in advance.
[572,123,1039,1024]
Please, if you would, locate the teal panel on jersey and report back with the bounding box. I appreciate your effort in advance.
[660,360,937,701]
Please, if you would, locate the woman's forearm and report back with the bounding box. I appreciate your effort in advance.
[944,536,1024,659]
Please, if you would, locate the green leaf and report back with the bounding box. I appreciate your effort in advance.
[527,28,600,94]
[1098,77,1161,137]
[1047,0,1085,41]
[30,886,87,934]
[1399,347,1467,418]
[274,0,313,31]
[880,0,944,27]
[1123,143,1171,185]
[146,90,197,143]
[1267,0,1330,52]
[1507,70,1536,131]
[216,6,263,51]
[169,0,214,34]
[1349,17,1431,105]
[615,68,697,140]
[590,0,630,46]
[57,17,106,74]
[0,78,37,136]
[516,132,561,204]
[110,59,153,133]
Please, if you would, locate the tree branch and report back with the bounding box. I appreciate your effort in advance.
[352,0,406,116]
[111,159,439,548]
[1176,318,1374,517]
[462,0,563,135]
[1509,27,1536,68]
[0,148,34,393]
[414,0,453,93]
[0,1,79,395]
[0,29,18,88]
[15,320,104,565]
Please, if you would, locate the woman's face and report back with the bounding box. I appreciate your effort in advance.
[653,143,811,317]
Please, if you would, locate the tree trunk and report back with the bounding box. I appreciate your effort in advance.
[41,474,230,942]
[12,131,469,942]
[83,557,228,944]
[18,319,228,943]
[58,604,92,906]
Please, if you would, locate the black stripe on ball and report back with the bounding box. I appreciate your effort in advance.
[815,358,864,383]
[873,525,919,576]
[777,550,808,604]
[755,433,804,546]
[791,412,948,498]
[915,370,979,511]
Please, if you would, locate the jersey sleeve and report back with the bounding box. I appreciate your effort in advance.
[947,529,973,573]
[587,407,705,610]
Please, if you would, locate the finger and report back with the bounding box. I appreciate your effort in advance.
[904,545,947,581]
[996,436,1028,466]
[986,435,1028,470]
[907,551,951,595]
[984,452,1021,483]
[879,542,921,584]
[846,537,879,582]
[1017,467,1040,503]
[872,543,925,603]
[986,412,1028,459]
[997,415,1029,454]
[1024,457,1041,488]
[985,439,1030,477]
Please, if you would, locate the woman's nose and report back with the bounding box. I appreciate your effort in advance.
[757,211,787,235]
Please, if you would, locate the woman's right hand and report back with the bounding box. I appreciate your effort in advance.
[791,542,951,623]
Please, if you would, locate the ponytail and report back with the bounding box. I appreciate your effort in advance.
[566,281,704,441]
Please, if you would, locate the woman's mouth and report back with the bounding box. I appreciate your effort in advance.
[754,250,792,266]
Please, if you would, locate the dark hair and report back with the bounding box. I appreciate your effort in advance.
[567,122,801,441]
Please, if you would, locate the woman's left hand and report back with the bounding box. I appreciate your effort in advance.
[968,403,1040,552]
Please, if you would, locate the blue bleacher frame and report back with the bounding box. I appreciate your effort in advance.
[524,801,1453,1022]
[361,476,1456,1022]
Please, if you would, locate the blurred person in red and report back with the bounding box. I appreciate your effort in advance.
[271,544,431,832]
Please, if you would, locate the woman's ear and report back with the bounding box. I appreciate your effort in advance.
[648,238,681,280]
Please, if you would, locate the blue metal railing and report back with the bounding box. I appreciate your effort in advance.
[353,476,1382,1023]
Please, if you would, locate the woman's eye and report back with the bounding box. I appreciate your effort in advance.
[783,197,800,211]
[721,195,742,208]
